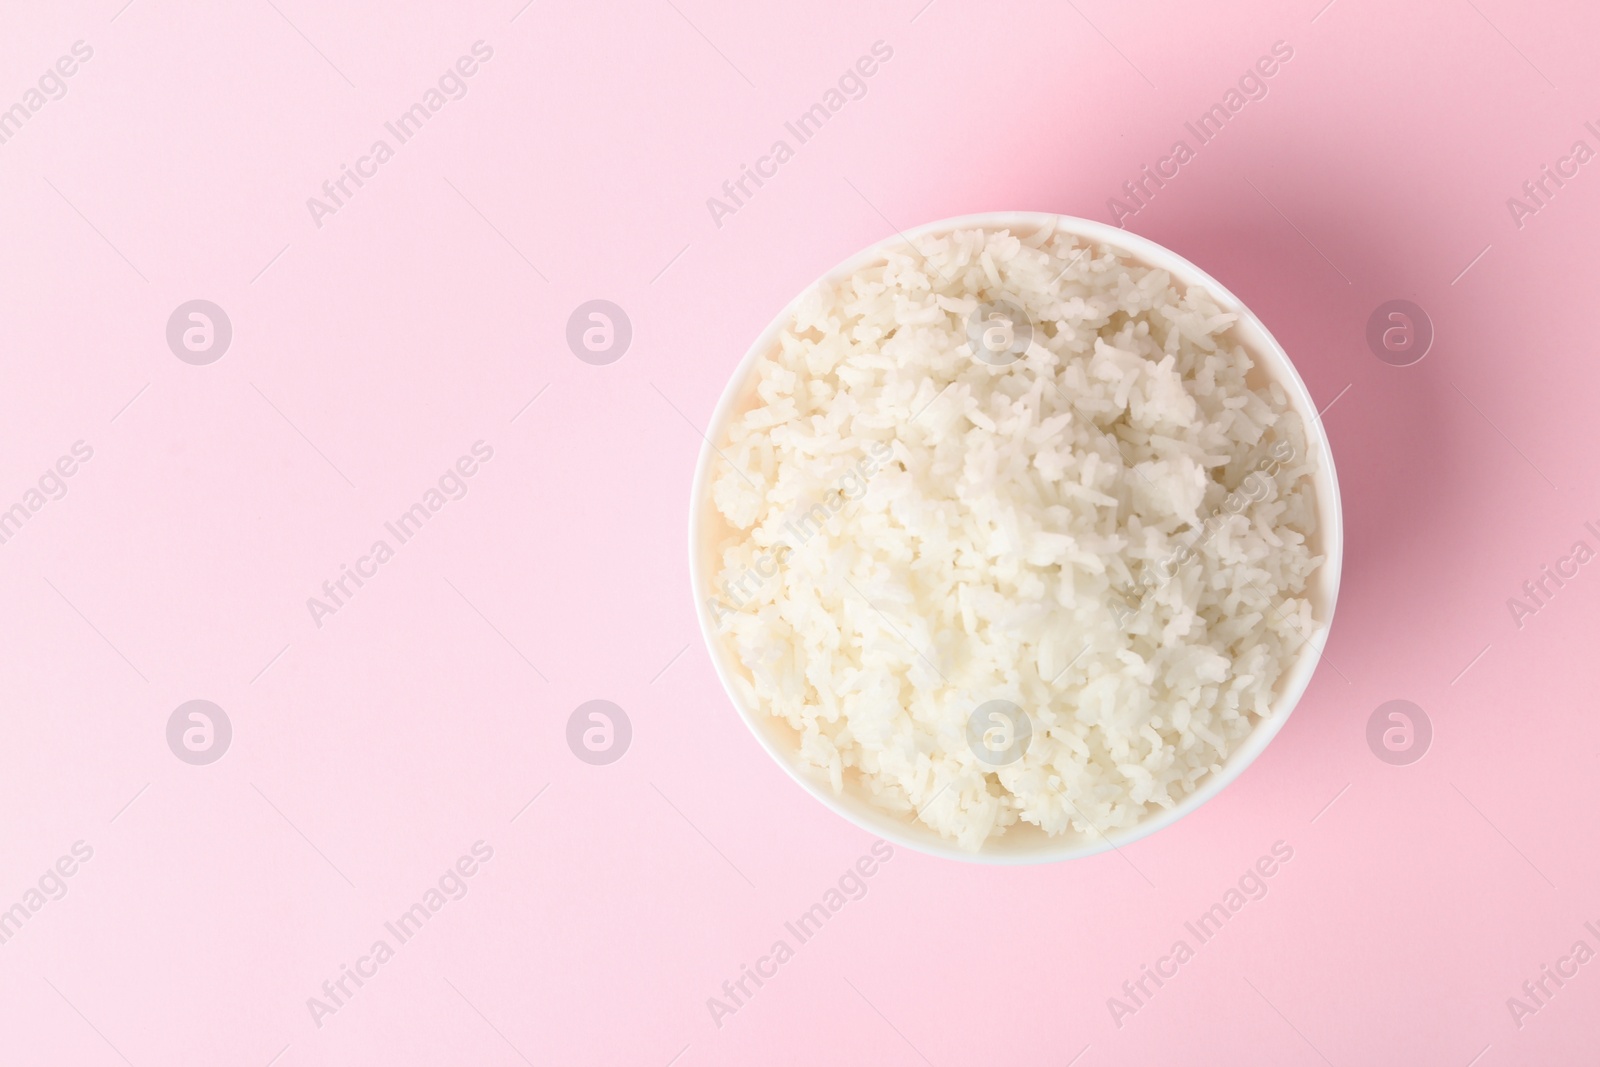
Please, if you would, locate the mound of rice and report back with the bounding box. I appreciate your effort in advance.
[705,223,1321,851]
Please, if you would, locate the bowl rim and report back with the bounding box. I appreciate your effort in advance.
[687,210,1345,865]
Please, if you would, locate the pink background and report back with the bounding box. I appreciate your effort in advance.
[2,0,1597,1063]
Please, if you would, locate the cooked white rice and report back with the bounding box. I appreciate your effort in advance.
[706,223,1321,851]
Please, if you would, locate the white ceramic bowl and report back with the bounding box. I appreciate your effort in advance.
[688,211,1343,864]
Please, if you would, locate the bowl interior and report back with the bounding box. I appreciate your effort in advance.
[689,212,1344,864]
